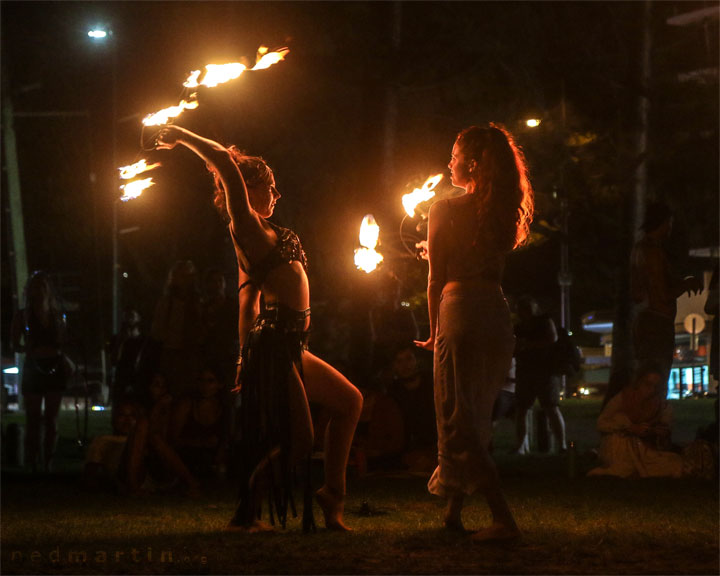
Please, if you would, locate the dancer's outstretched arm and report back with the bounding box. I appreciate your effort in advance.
[155,125,252,226]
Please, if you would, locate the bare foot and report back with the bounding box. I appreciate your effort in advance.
[223,520,275,533]
[316,486,352,532]
[471,523,521,543]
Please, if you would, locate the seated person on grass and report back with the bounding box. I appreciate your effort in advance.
[589,361,714,479]
[84,397,141,489]
[170,365,230,481]
[122,372,202,496]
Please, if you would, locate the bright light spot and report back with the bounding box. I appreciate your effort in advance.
[2,367,19,375]
[88,30,108,39]
[355,214,383,273]
[122,272,129,279]
[120,177,154,201]
[579,387,591,396]
[526,118,541,128]
[91,406,106,412]
[401,301,410,308]
[402,174,443,217]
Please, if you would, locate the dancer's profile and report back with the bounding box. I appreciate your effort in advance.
[155,125,362,532]
[415,124,534,542]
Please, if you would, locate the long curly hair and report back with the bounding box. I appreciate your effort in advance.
[456,123,534,251]
[210,146,274,222]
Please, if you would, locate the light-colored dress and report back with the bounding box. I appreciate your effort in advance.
[427,198,514,498]
[588,393,684,478]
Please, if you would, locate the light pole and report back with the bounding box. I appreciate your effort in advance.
[87,26,120,335]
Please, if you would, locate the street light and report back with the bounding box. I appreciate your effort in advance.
[86,26,120,335]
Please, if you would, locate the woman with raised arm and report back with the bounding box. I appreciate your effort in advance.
[155,125,362,532]
[415,124,533,542]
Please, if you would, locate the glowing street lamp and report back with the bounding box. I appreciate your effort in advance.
[526,118,542,128]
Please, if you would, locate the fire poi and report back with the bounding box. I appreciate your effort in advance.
[354,214,384,273]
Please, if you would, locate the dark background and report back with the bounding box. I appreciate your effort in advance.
[2,1,717,383]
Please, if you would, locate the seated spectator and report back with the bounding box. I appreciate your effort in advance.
[352,381,405,473]
[170,365,230,481]
[122,373,201,496]
[588,362,714,479]
[387,344,437,473]
[84,398,141,489]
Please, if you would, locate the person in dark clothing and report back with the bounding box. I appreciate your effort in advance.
[513,296,567,454]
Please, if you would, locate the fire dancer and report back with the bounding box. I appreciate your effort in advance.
[415,124,533,542]
[154,125,362,532]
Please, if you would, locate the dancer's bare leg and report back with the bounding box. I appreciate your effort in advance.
[471,447,520,542]
[42,392,63,471]
[444,492,465,531]
[301,352,362,530]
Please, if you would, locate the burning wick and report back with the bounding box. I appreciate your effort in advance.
[401,174,443,218]
[354,214,383,273]
[118,159,161,180]
[143,46,289,126]
[120,178,154,202]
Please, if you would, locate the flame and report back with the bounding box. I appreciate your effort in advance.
[144,46,289,126]
[354,214,383,273]
[142,98,199,127]
[120,177,154,202]
[118,159,161,180]
[252,47,289,70]
[401,173,444,217]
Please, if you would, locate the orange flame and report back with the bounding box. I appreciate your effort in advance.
[354,214,383,273]
[252,47,289,70]
[118,159,161,180]
[120,177,154,202]
[142,47,289,128]
[402,173,443,217]
[142,98,199,127]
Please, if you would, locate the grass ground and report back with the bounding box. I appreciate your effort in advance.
[1,397,718,575]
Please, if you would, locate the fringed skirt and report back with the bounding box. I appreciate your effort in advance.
[230,304,315,531]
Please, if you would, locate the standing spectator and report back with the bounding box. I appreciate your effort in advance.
[513,296,567,454]
[630,201,703,393]
[198,268,238,379]
[107,307,144,406]
[151,261,202,399]
[10,272,71,472]
[415,123,533,541]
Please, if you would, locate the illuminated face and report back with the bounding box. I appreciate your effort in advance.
[448,141,473,189]
[248,173,281,219]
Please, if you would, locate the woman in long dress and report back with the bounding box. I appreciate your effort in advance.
[416,124,534,541]
[155,125,362,531]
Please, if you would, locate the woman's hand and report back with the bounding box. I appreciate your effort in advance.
[414,337,435,352]
[154,125,183,150]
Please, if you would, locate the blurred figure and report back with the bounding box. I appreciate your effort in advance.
[387,343,437,473]
[84,397,141,489]
[123,372,201,496]
[370,274,420,381]
[630,202,703,393]
[589,362,714,479]
[10,272,70,472]
[171,365,230,481]
[107,307,144,406]
[513,296,567,454]
[151,261,202,399]
[198,268,238,381]
[415,124,533,541]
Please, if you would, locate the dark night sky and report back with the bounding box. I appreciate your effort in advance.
[2,1,718,366]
